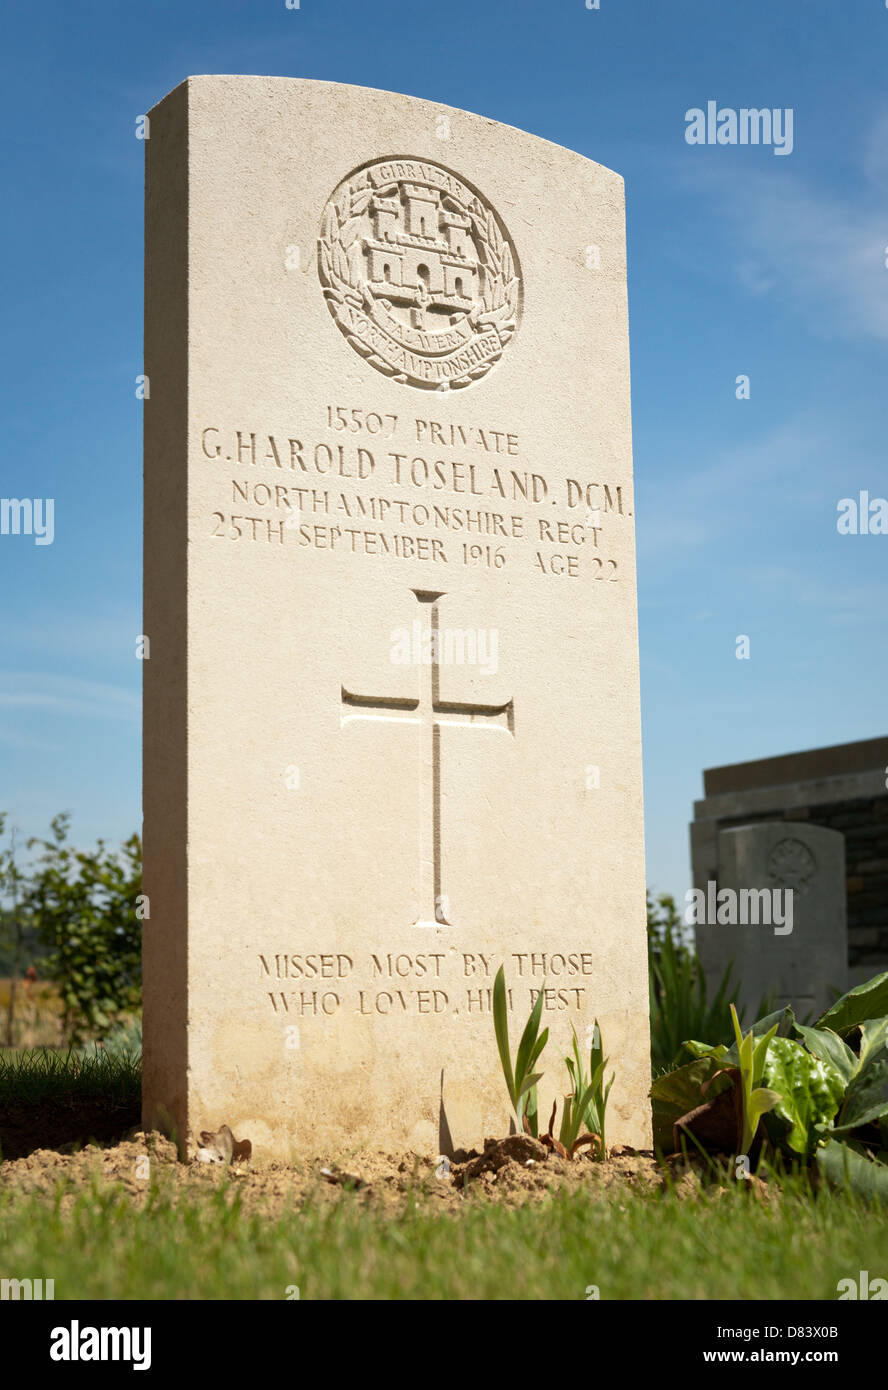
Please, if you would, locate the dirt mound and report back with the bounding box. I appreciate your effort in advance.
[0,1130,705,1213]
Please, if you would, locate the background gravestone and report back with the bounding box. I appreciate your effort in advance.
[143,76,650,1159]
[695,822,847,1023]
[690,735,888,986]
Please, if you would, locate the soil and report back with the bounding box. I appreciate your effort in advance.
[0,1127,721,1214]
[0,1097,141,1162]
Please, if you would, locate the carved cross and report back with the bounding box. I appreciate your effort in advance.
[341,588,514,927]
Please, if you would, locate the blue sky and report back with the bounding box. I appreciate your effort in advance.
[1,0,886,901]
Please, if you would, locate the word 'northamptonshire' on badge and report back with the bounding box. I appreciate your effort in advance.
[318,156,521,390]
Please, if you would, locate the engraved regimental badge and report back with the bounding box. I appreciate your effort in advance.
[318,157,521,390]
[768,838,817,896]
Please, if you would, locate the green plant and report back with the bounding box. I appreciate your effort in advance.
[760,1034,844,1157]
[491,971,614,1159]
[649,971,888,1202]
[492,965,548,1137]
[556,1022,613,1159]
[729,1003,780,1156]
[23,815,143,1043]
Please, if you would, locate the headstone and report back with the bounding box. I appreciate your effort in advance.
[142,76,650,1159]
[694,822,848,1023]
[690,736,888,985]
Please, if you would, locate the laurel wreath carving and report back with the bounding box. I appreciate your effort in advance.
[318,171,520,387]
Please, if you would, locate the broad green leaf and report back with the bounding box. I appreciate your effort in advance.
[761,1036,844,1156]
[856,1016,888,1067]
[831,1019,888,1136]
[749,1004,796,1038]
[793,1022,858,1087]
[816,1139,888,1203]
[814,972,888,1035]
[752,1025,779,1085]
[650,1054,730,1109]
[682,1040,727,1061]
[650,1054,733,1150]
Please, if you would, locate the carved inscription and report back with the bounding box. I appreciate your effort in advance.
[318,157,521,389]
[259,949,596,1018]
[200,414,631,583]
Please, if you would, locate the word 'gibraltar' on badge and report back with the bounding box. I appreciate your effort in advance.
[317,156,521,391]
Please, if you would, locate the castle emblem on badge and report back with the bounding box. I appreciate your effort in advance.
[318,157,521,390]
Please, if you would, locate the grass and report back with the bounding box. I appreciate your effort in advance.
[0,1044,142,1160]
[0,1043,140,1109]
[1,1172,886,1300]
[2,1042,887,1301]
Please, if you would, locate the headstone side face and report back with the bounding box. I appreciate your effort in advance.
[695,823,848,1022]
[142,82,189,1145]
[142,76,650,1159]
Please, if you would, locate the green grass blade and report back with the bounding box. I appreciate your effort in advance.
[492,966,516,1106]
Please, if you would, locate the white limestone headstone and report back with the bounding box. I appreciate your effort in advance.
[142,76,650,1159]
